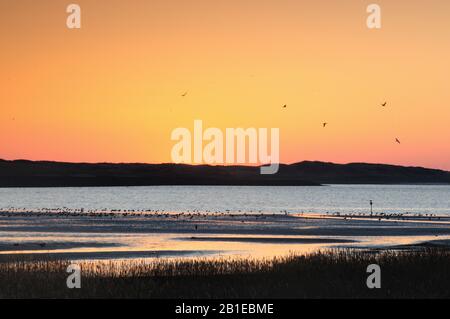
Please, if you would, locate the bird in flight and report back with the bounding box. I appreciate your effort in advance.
[181,92,188,97]
[395,138,401,144]
[381,102,387,107]
[323,122,328,128]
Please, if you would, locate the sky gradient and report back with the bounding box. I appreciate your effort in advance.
[1,0,450,169]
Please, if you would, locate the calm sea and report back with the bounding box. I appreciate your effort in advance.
[1,185,449,215]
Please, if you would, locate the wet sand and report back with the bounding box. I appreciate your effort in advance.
[0,250,220,262]
[186,236,356,244]
[0,241,119,252]
[0,210,449,261]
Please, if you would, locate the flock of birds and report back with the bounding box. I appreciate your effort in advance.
[0,207,297,236]
[279,100,402,145]
[0,207,293,221]
[325,211,444,221]
[181,91,401,145]
[12,90,402,146]
[0,207,445,222]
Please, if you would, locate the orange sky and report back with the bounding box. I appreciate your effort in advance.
[1,0,449,170]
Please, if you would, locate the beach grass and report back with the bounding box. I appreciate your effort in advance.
[1,248,449,299]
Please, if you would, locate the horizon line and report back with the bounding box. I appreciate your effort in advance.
[1,158,448,173]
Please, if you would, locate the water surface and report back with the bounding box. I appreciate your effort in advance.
[1,185,449,215]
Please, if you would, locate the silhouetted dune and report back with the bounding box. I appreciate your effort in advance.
[289,161,450,184]
[0,160,316,187]
[0,159,449,187]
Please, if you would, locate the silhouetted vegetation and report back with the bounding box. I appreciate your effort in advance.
[1,248,449,298]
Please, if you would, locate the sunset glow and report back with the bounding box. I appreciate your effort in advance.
[1,0,449,169]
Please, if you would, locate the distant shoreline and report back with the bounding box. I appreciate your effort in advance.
[1,159,450,187]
